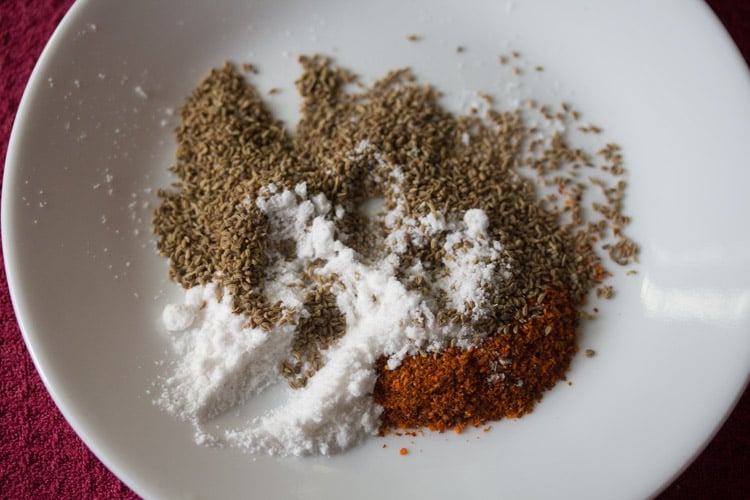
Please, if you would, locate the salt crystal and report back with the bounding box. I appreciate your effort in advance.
[134,85,148,99]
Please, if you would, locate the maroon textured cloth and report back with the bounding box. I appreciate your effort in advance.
[0,1,747,499]
[0,2,139,498]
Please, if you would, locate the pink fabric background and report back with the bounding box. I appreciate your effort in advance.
[1,1,747,498]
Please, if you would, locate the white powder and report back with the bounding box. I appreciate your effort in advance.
[381,187,510,321]
[134,85,148,99]
[157,179,510,456]
[162,303,198,331]
[158,284,296,423]
[437,209,511,316]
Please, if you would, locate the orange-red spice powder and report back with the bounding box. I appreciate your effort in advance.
[373,289,578,434]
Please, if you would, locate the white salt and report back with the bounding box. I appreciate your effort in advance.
[162,303,199,331]
[437,209,510,316]
[134,85,148,99]
[158,284,295,422]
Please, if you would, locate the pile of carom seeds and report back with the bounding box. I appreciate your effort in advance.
[152,55,638,456]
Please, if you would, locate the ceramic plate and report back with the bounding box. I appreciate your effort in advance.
[4,0,750,498]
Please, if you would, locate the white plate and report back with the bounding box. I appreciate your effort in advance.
[4,0,750,498]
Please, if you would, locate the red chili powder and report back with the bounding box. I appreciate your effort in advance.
[374,289,578,433]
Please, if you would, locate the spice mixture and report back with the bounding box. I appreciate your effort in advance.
[153,55,637,455]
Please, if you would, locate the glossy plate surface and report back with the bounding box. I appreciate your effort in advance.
[3,0,750,498]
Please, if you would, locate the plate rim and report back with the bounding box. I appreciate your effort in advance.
[3,1,750,498]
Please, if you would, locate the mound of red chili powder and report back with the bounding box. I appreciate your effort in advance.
[374,289,579,433]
